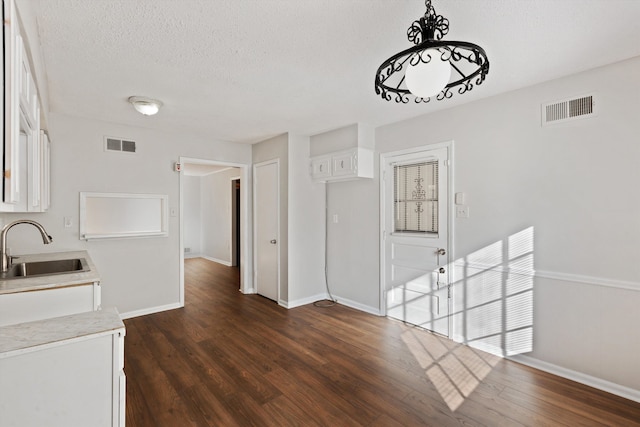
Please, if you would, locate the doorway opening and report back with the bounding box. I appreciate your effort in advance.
[179,157,251,307]
[231,178,241,268]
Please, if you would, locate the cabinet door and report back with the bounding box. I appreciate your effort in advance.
[0,334,116,427]
[113,332,126,427]
[0,283,98,327]
[331,150,357,177]
[27,109,41,212]
[310,156,331,180]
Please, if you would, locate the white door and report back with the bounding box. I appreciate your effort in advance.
[381,145,450,336]
[253,160,279,302]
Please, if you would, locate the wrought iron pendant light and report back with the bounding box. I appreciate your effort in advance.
[375,0,489,104]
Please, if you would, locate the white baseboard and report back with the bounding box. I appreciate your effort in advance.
[119,302,183,320]
[199,255,232,266]
[332,295,381,316]
[184,252,201,259]
[509,354,640,403]
[283,293,329,309]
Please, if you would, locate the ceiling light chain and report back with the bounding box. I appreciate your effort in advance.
[375,0,489,104]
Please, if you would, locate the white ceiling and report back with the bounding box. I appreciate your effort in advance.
[32,0,640,144]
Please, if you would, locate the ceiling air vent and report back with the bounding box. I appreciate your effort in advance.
[542,94,596,126]
[104,136,136,153]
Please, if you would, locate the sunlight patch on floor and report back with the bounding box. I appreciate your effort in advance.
[402,329,501,411]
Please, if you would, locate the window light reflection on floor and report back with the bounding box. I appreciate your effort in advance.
[399,227,535,411]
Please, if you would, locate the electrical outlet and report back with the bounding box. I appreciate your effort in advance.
[456,205,470,218]
[64,216,73,228]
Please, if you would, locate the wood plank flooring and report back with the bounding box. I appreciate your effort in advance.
[124,258,640,426]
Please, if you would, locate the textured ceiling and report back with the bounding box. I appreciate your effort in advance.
[32,0,640,144]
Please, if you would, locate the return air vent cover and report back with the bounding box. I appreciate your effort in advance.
[104,136,136,153]
[542,94,596,126]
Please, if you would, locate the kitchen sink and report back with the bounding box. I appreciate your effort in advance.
[0,258,89,280]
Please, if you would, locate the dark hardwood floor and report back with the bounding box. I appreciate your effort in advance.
[125,258,640,426]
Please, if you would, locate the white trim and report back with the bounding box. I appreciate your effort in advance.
[509,354,640,403]
[535,269,640,292]
[119,302,183,320]
[455,260,640,292]
[253,159,281,303]
[334,295,382,316]
[282,293,329,309]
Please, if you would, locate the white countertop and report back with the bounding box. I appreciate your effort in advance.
[0,307,124,358]
[0,250,101,295]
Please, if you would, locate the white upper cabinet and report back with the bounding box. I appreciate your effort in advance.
[2,0,50,212]
[310,147,374,183]
[309,123,375,183]
[3,0,21,208]
[18,33,38,130]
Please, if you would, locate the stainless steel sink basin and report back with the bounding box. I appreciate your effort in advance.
[0,258,89,280]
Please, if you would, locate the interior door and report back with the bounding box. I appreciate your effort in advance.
[382,146,450,336]
[253,160,279,302]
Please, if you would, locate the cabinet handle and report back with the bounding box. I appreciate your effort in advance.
[341,160,344,168]
[319,164,323,172]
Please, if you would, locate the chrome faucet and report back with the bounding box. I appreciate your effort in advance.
[0,220,53,272]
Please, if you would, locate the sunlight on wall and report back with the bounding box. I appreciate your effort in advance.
[453,227,534,357]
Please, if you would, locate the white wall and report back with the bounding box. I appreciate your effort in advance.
[0,113,252,317]
[201,168,239,264]
[328,56,640,396]
[182,175,202,256]
[287,134,326,305]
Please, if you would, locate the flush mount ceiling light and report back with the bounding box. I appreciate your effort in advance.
[375,0,489,104]
[128,96,163,116]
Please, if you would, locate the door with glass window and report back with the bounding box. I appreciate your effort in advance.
[382,145,450,336]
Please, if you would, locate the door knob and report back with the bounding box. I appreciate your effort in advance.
[270,239,277,244]
[437,248,446,256]
[439,267,446,274]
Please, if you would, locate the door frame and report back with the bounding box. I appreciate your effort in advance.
[253,159,281,302]
[179,156,252,306]
[379,141,454,335]
[230,176,241,267]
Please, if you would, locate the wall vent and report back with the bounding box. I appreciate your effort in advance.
[104,136,136,153]
[542,94,596,126]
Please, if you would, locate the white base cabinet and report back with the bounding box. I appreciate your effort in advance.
[0,309,125,427]
[0,281,100,327]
